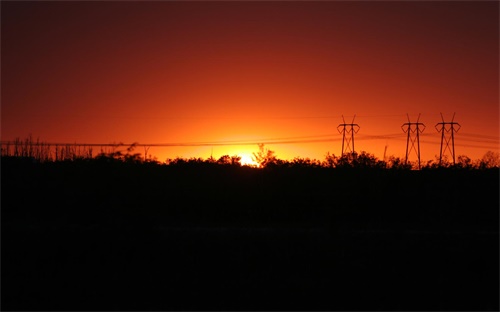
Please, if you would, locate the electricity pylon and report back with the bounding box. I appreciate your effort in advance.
[402,113,425,169]
[337,115,360,157]
[435,112,461,165]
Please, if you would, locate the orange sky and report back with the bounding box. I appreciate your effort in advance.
[2,1,499,163]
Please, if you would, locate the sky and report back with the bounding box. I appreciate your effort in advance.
[2,0,499,164]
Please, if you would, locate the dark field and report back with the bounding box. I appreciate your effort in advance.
[2,157,499,311]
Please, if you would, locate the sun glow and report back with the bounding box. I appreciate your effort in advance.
[239,153,259,167]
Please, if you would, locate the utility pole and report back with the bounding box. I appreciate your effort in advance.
[337,115,360,157]
[435,112,461,165]
[402,113,425,169]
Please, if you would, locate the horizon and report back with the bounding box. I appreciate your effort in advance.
[1,130,498,167]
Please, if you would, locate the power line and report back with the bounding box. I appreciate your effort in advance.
[3,131,498,149]
[0,137,343,148]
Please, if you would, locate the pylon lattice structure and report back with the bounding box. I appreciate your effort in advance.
[337,115,360,157]
[435,112,461,165]
[402,113,425,169]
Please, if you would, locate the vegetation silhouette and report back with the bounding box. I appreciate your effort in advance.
[1,140,499,311]
[2,136,499,169]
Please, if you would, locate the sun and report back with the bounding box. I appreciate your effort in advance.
[239,153,259,167]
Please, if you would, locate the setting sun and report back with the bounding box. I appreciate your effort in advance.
[239,153,259,167]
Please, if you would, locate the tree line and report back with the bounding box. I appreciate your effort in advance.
[1,137,499,169]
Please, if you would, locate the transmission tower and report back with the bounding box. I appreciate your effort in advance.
[337,115,360,156]
[435,112,461,165]
[401,113,425,169]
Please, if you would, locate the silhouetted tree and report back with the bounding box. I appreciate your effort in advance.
[386,155,412,170]
[323,152,338,168]
[217,155,242,166]
[335,152,358,168]
[95,142,145,163]
[165,157,188,165]
[252,144,278,168]
[479,151,500,169]
[230,155,242,166]
[455,155,474,169]
[217,155,232,165]
[290,157,322,168]
[351,151,385,169]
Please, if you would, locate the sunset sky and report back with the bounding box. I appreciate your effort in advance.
[2,1,499,163]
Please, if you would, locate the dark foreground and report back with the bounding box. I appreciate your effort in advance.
[2,158,499,311]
